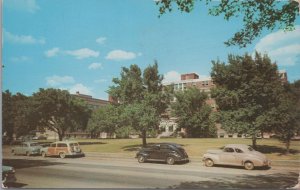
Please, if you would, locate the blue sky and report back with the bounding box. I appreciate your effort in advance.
[3,0,300,100]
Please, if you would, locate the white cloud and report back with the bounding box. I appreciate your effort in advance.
[45,47,60,57]
[254,26,300,66]
[46,75,75,87]
[106,50,137,61]
[163,71,181,84]
[11,56,29,62]
[5,0,40,13]
[69,83,93,95]
[4,30,45,45]
[88,62,103,70]
[65,48,99,59]
[96,37,107,45]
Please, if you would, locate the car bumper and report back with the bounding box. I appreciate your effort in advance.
[175,157,189,162]
[68,152,85,157]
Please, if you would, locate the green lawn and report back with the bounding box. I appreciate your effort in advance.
[74,138,300,161]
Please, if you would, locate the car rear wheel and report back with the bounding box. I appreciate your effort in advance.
[59,152,66,159]
[244,161,254,170]
[166,157,175,165]
[137,155,146,163]
[205,159,214,167]
[42,151,46,158]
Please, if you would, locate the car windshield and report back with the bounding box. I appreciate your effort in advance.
[70,143,79,147]
[30,143,40,147]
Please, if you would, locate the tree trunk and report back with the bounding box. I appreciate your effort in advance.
[252,135,257,149]
[142,130,147,147]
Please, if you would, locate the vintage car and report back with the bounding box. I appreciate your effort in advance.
[11,142,42,156]
[2,165,17,188]
[40,141,85,158]
[135,143,189,165]
[202,144,271,170]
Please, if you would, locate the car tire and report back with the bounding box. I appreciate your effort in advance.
[42,151,47,158]
[205,159,214,167]
[166,157,175,165]
[244,161,254,170]
[137,155,146,163]
[26,151,31,156]
[59,152,66,159]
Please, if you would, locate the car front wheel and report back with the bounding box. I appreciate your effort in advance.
[166,157,175,165]
[59,152,66,159]
[244,161,254,170]
[205,159,214,167]
[137,155,146,163]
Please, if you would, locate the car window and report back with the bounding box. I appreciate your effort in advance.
[70,143,79,147]
[160,144,169,149]
[57,143,67,147]
[235,148,244,153]
[224,147,234,153]
[30,143,40,147]
[50,143,56,147]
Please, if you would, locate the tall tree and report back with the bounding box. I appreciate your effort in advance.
[87,104,121,138]
[156,0,299,47]
[108,62,171,146]
[31,88,91,141]
[2,90,15,143]
[211,52,284,148]
[171,87,216,137]
[273,81,300,153]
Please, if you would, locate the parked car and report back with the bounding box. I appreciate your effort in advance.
[202,144,271,170]
[11,142,42,156]
[40,141,85,158]
[135,143,189,165]
[2,166,17,188]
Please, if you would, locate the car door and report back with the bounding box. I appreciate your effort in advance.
[48,143,57,155]
[234,148,245,166]
[219,147,236,165]
[148,145,161,160]
[56,143,67,154]
[20,143,28,154]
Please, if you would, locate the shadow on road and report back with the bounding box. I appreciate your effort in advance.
[122,143,187,152]
[2,158,66,169]
[168,172,299,189]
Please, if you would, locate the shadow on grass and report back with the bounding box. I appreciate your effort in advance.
[2,158,66,169]
[78,142,107,146]
[168,172,299,189]
[256,145,299,155]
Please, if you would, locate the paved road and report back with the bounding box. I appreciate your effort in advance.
[2,155,300,189]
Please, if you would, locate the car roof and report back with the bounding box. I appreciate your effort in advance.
[225,144,250,148]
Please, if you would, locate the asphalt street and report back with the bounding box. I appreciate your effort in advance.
[2,154,300,189]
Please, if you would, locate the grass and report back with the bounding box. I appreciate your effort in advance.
[72,138,300,161]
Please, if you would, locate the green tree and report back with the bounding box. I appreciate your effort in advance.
[87,104,121,138]
[273,81,300,154]
[31,88,91,141]
[2,91,34,143]
[108,62,171,146]
[211,52,284,148]
[156,0,299,47]
[171,87,216,137]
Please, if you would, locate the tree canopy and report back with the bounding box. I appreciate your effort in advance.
[211,52,284,148]
[108,62,171,146]
[171,87,216,137]
[31,88,91,141]
[156,0,299,47]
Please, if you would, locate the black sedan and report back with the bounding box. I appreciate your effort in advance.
[135,143,189,165]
